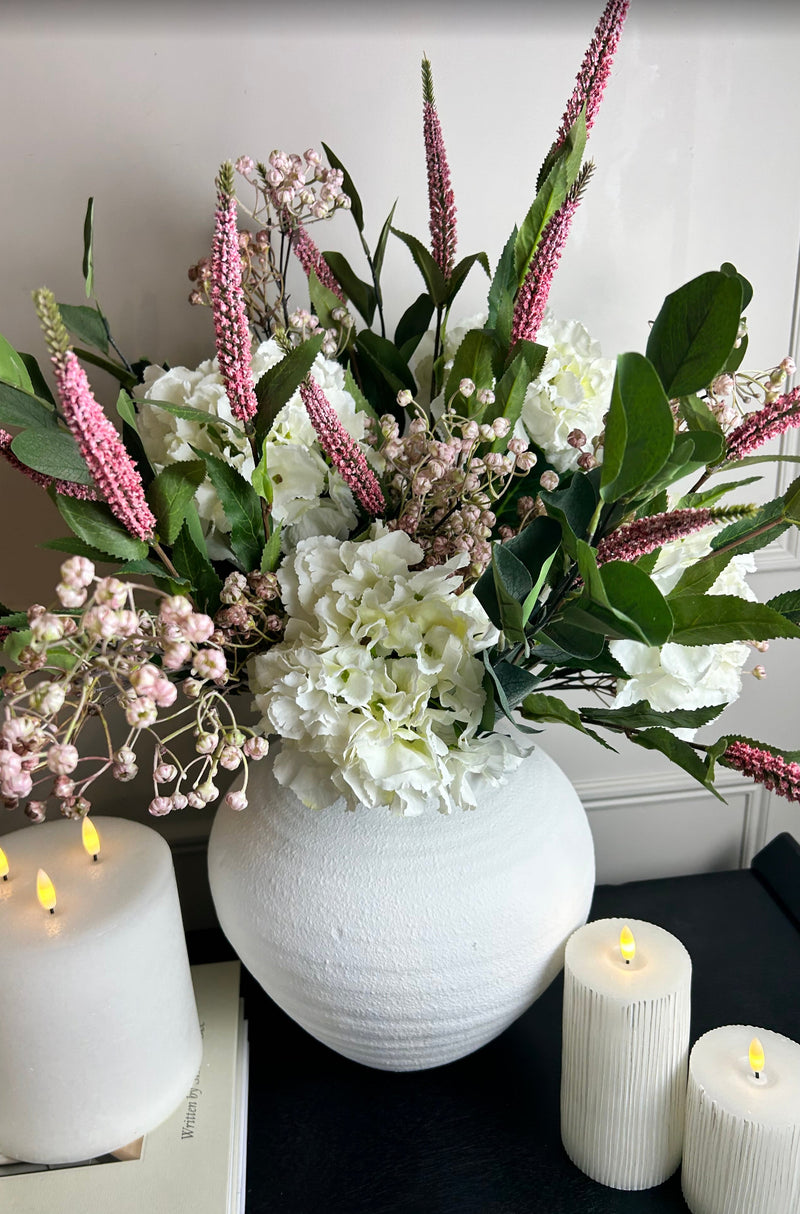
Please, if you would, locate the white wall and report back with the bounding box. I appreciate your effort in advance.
[2,0,799,886]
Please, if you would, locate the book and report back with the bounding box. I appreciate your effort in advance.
[1,961,248,1214]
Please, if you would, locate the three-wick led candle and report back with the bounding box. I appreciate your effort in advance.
[0,817,202,1164]
[561,917,692,1190]
[682,1026,800,1214]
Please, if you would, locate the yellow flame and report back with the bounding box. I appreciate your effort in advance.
[0,846,8,880]
[36,868,56,912]
[620,924,636,963]
[750,1037,765,1075]
[82,816,100,859]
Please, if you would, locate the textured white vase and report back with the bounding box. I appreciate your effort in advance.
[208,744,594,1071]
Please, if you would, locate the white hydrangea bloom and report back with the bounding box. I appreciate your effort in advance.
[249,527,524,815]
[409,313,487,407]
[610,528,757,717]
[137,340,376,553]
[519,311,615,472]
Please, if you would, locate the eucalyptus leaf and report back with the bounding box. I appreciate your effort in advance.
[600,352,675,503]
[645,271,743,398]
[11,428,93,486]
[55,496,149,561]
[492,544,531,643]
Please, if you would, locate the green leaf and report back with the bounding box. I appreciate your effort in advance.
[444,329,498,408]
[253,334,324,446]
[395,293,435,353]
[321,143,364,232]
[492,544,532,643]
[171,520,223,615]
[373,200,398,283]
[767,590,800,623]
[784,474,800,525]
[710,497,788,558]
[645,271,743,398]
[190,447,264,571]
[445,252,491,306]
[679,477,762,510]
[519,691,613,749]
[679,394,725,436]
[539,472,598,553]
[4,629,33,664]
[391,227,448,306]
[490,660,543,709]
[321,250,376,325]
[582,701,725,733]
[307,269,349,335]
[537,620,605,661]
[354,330,416,394]
[515,113,586,283]
[668,547,736,598]
[487,226,518,348]
[260,521,282,573]
[719,261,753,311]
[82,197,95,298]
[40,536,117,562]
[71,346,136,390]
[0,611,31,630]
[146,459,206,545]
[600,353,675,503]
[116,389,139,430]
[18,354,55,404]
[724,332,748,375]
[597,560,673,647]
[485,341,547,441]
[116,557,190,582]
[627,727,722,798]
[343,366,381,427]
[58,303,108,355]
[251,447,273,506]
[11,428,93,486]
[55,496,148,561]
[482,655,541,733]
[0,334,33,393]
[0,381,58,430]
[669,594,800,645]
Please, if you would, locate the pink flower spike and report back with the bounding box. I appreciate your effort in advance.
[720,740,800,803]
[210,164,258,424]
[299,377,385,517]
[596,508,715,565]
[725,388,800,461]
[293,226,345,301]
[553,0,630,155]
[422,58,458,281]
[0,428,96,501]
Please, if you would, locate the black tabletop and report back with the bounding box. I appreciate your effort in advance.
[189,833,800,1214]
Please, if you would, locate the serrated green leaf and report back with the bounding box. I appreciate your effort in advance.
[444,329,498,409]
[395,293,435,353]
[171,520,222,615]
[391,227,448,306]
[679,476,762,510]
[116,557,190,582]
[669,594,800,645]
[582,701,725,733]
[11,428,93,486]
[40,536,117,562]
[354,330,416,394]
[645,271,743,398]
[487,227,518,344]
[0,333,33,393]
[668,547,736,598]
[515,113,586,283]
[253,334,323,446]
[58,303,108,354]
[0,381,58,430]
[519,690,613,749]
[484,340,547,442]
[82,197,95,298]
[373,200,398,283]
[321,143,364,232]
[260,521,282,573]
[766,590,800,623]
[321,250,375,325]
[190,447,263,571]
[0,611,30,630]
[710,497,788,558]
[146,459,206,545]
[627,727,722,798]
[55,496,148,561]
[445,252,491,307]
[342,366,381,427]
[600,352,675,503]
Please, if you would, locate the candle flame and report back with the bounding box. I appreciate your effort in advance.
[81,816,100,859]
[750,1037,765,1076]
[0,846,8,880]
[619,924,636,964]
[36,868,56,912]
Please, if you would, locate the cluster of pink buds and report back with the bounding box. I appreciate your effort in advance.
[0,560,272,822]
[702,356,796,433]
[287,308,348,358]
[380,390,537,581]
[210,570,285,655]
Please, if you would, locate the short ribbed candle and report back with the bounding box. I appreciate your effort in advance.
[682,1026,800,1214]
[561,917,692,1190]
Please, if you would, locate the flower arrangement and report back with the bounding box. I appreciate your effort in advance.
[2,0,800,823]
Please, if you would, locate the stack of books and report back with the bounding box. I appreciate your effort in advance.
[1,962,248,1214]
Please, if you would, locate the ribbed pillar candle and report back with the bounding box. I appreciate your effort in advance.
[682,1026,800,1214]
[561,917,692,1190]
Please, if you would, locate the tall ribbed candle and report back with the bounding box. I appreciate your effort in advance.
[682,1026,800,1214]
[561,917,692,1190]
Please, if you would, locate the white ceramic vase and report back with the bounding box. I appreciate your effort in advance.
[207,744,594,1071]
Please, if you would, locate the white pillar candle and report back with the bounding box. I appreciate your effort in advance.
[560,916,692,1190]
[682,1026,800,1214]
[0,817,202,1164]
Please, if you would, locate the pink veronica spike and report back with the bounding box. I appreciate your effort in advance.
[293,226,345,301]
[422,58,458,281]
[210,163,258,424]
[0,428,96,501]
[596,508,715,565]
[720,740,800,803]
[725,387,800,461]
[299,377,385,517]
[553,0,630,156]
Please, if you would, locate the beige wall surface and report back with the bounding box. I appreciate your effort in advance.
[1,0,799,885]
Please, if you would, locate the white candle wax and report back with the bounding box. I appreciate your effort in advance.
[682,1026,800,1214]
[0,817,202,1164]
[560,916,692,1190]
